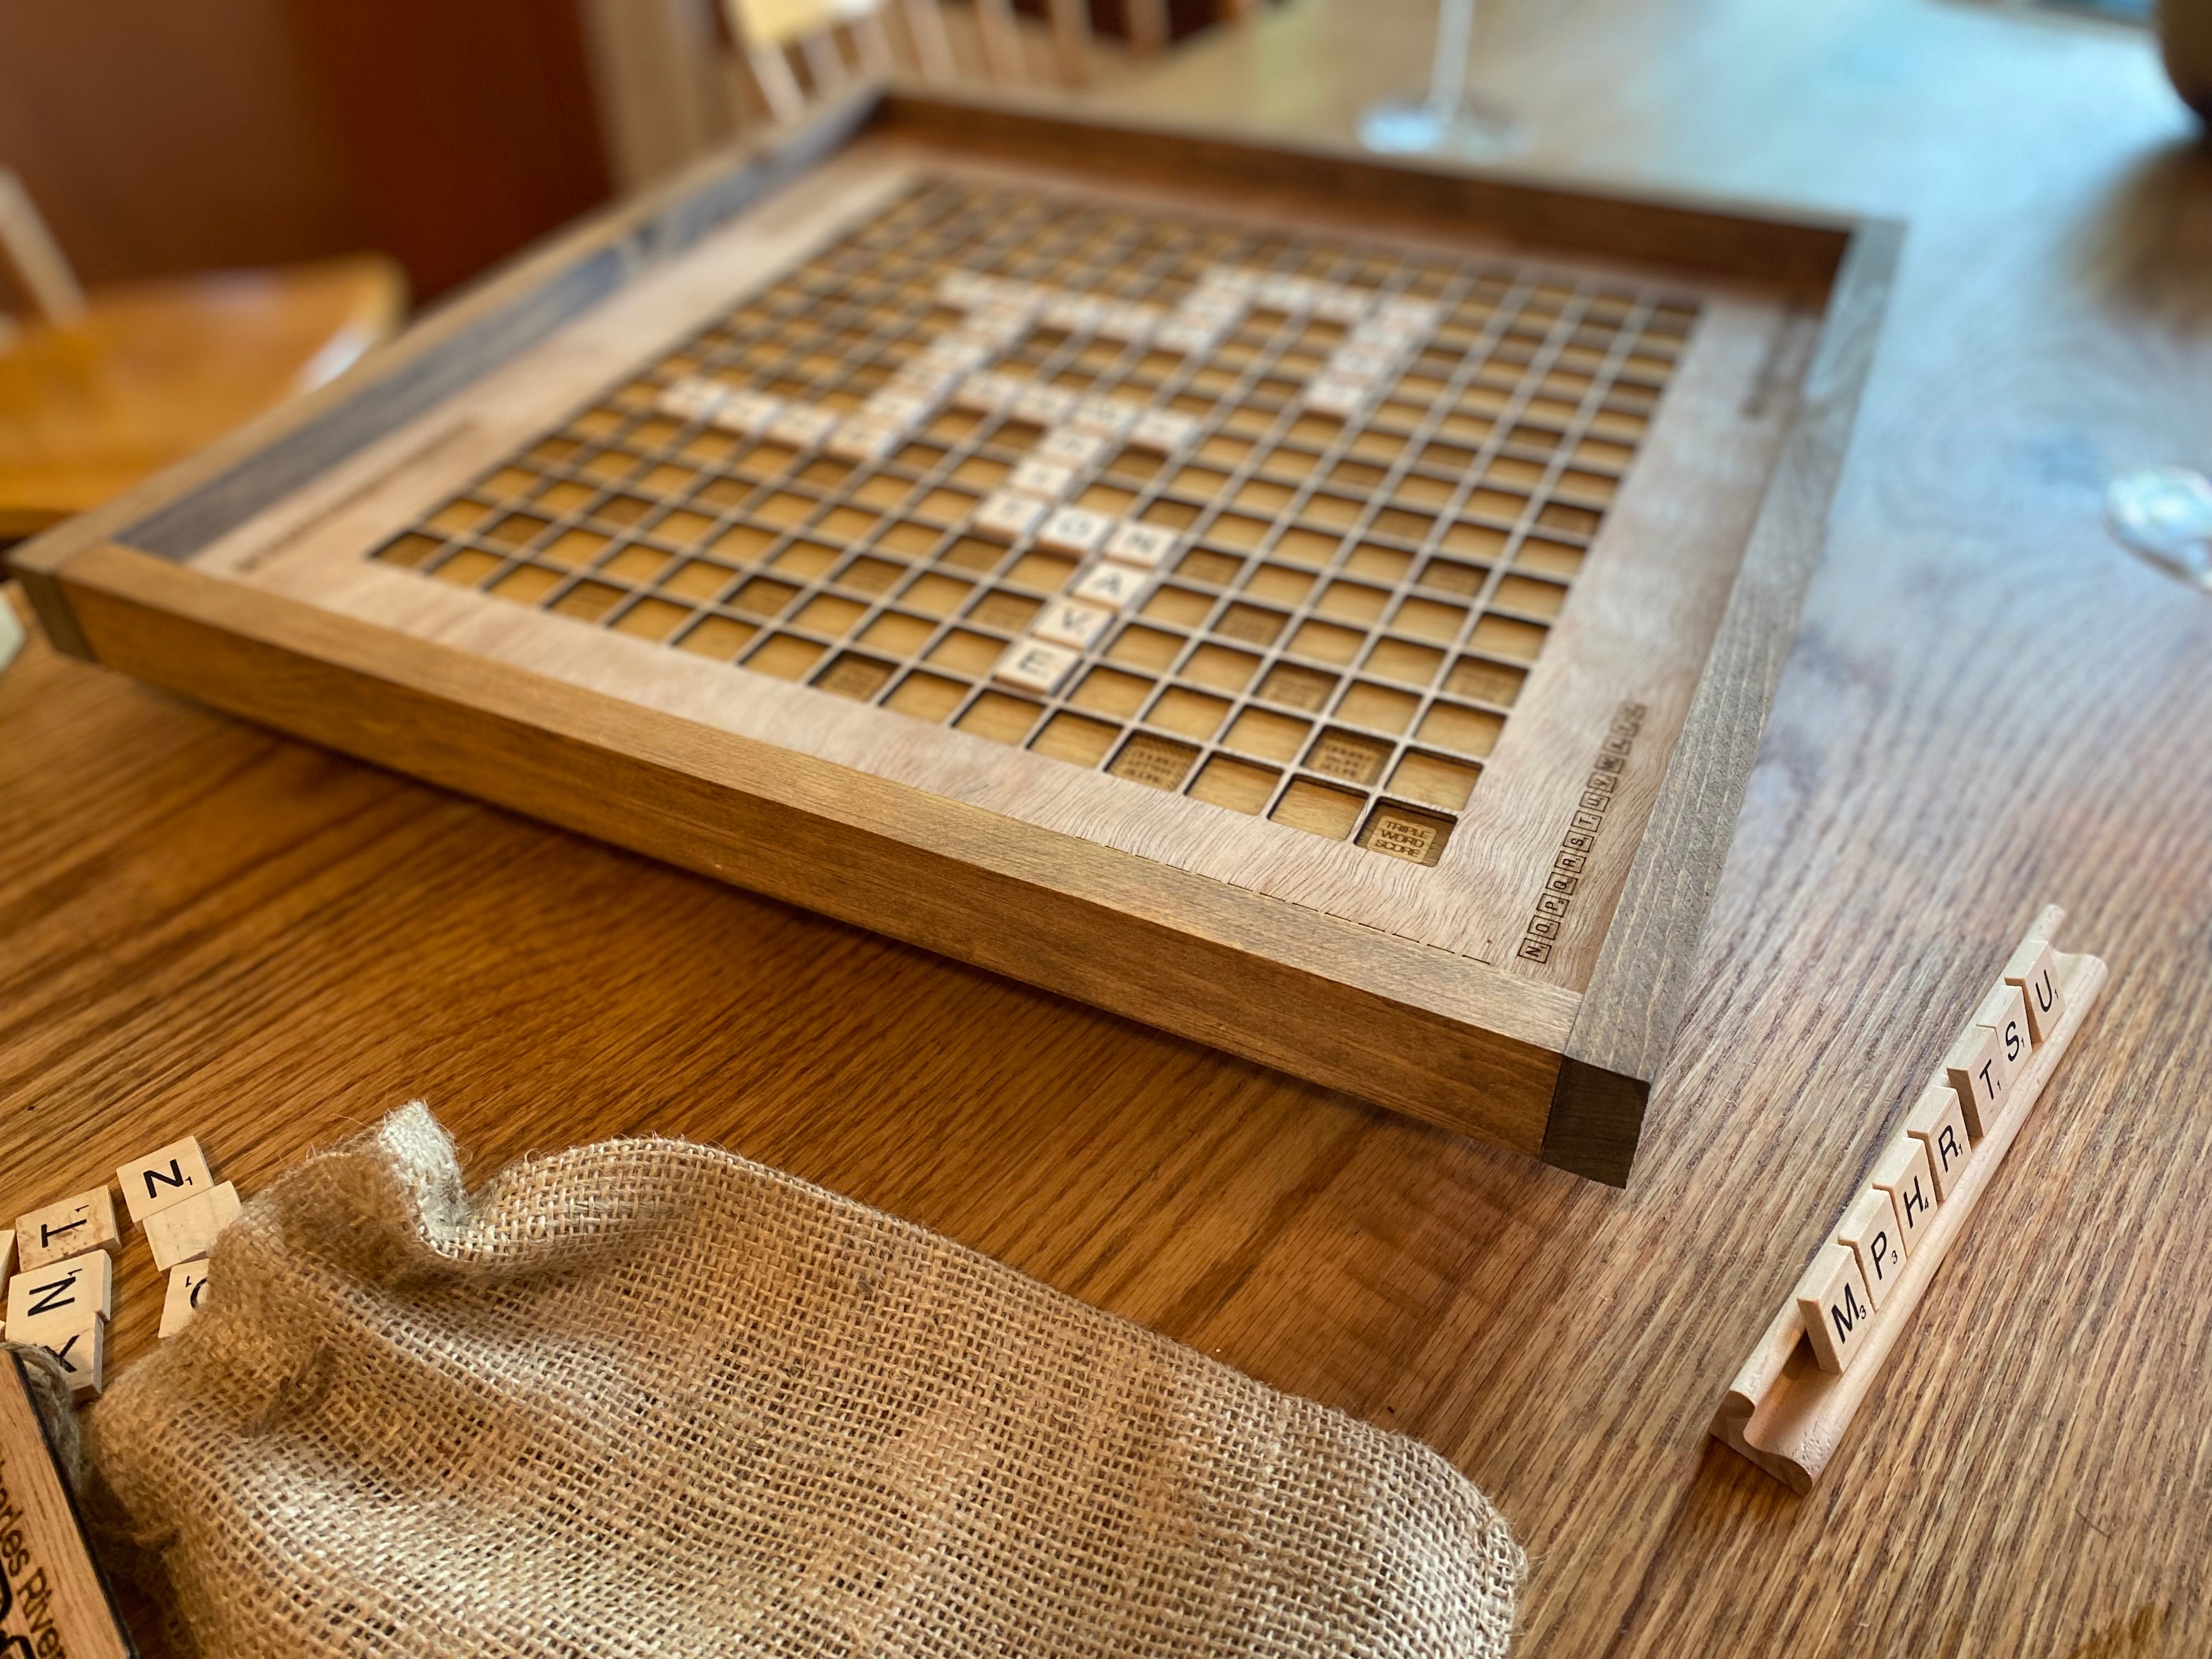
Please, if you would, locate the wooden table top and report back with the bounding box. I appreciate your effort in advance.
[5,1,2210,1654]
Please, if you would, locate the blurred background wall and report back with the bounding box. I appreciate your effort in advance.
[0,0,613,304]
[0,0,1234,309]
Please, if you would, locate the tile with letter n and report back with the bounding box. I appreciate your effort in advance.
[115,1135,215,1226]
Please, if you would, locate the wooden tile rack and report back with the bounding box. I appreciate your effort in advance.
[1711,905,2107,1492]
[9,86,1900,1183]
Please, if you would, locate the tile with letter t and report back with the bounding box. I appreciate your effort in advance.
[6,1251,112,1345]
[992,639,1079,697]
[1795,1240,1876,1374]
[14,1187,120,1272]
[1870,1133,1938,1253]
[2004,936,2067,1045]
[116,1134,216,1225]
[1835,1187,1910,1309]
[1905,1079,1973,1200]
[1945,983,2029,1138]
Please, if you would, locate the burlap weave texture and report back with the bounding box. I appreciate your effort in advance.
[89,1104,1521,1657]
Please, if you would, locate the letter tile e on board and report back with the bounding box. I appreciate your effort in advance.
[14,1187,120,1272]
[1796,1241,1876,1374]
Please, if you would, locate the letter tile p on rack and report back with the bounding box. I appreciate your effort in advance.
[10,88,1898,1183]
[1711,906,2107,1492]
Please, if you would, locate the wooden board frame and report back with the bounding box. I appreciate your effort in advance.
[8,87,1899,1184]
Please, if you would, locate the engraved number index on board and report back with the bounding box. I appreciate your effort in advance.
[370,178,1697,868]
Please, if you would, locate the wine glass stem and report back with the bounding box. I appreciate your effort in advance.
[1428,0,1476,117]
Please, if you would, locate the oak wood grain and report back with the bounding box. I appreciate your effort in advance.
[5,0,2211,1656]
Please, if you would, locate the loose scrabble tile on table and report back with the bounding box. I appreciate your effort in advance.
[1905,1079,1974,1199]
[1795,1243,1875,1374]
[159,1260,212,1339]
[6,1250,113,1344]
[1869,1134,1937,1252]
[14,1186,120,1272]
[1712,906,2107,1492]
[33,1314,103,1400]
[142,1181,242,1272]
[1835,1186,1910,1309]
[115,1133,216,1224]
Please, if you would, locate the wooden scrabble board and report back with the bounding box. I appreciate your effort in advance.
[13,91,1897,1183]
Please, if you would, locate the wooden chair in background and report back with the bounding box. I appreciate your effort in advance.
[0,171,405,544]
[583,0,1255,193]
[723,0,1119,115]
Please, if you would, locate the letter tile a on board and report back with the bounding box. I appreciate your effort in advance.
[144,1182,243,1272]
[116,1134,215,1225]
[2004,937,2067,1046]
[14,1187,120,1271]
[1796,1242,1876,1374]
[1835,1187,1910,1310]
[6,1251,114,1344]
[1870,1134,1937,1253]
[1905,1080,1974,1200]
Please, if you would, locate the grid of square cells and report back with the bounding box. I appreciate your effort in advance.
[373,178,1696,867]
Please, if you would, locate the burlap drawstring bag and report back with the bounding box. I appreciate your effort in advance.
[88,1104,1522,1657]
